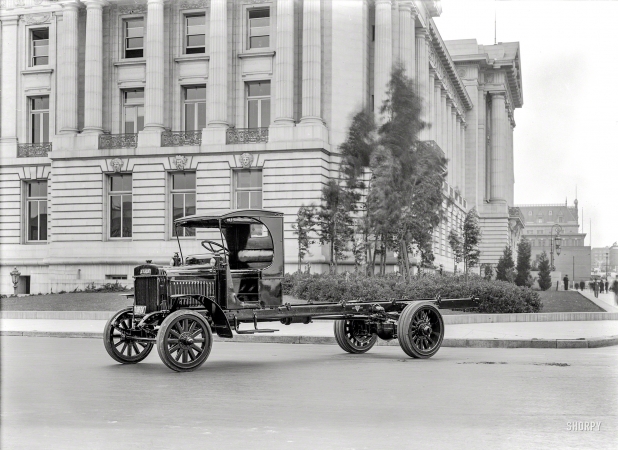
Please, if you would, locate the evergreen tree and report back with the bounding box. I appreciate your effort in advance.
[448,229,463,273]
[496,245,515,283]
[537,251,552,291]
[292,205,317,272]
[483,264,494,281]
[462,207,482,279]
[515,238,532,287]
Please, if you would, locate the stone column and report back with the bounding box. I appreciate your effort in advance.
[490,93,508,202]
[508,121,515,205]
[273,0,294,126]
[455,116,461,189]
[391,0,399,62]
[143,0,165,132]
[446,99,453,186]
[415,28,429,139]
[428,72,435,141]
[300,0,323,124]
[58,2,80,135]
[373,0,391,123]
[398,2,415,79]
[0,15,19,146]
[83,0,106,134]
[207,0,228,128]
[461,121,467,199]
[441,90,448,177]
[434,81,442,148]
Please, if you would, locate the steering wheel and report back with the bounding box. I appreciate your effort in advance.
[200,240,229,255]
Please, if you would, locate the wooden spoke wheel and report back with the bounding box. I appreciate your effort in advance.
[156,310,213,372]
[398,302,444,359]
[103,307,153,364]
[334,319,377,354]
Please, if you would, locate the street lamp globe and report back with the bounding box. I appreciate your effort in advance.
[10,267,21,295]
[555,236,562,256]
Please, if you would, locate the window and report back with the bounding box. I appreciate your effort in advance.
[537,217,543,223]
[171,172,196,237]
[548,210,552,216]
[26,180,48,242]
[106,274,128,280]
[29,96,49,144]
[185,14,206,54]
[109,174,132,238]
[124,18,144,58]
[558,216,563,223]
[528,211,532,216]
[30,28,49,66]
[246,81,270,128]
[184,86,206,131]
[123,89,144,133]
[537,230,543,234]
[234,170,262,209]
[247,8,270,49]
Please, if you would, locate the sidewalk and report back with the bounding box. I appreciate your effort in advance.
[578,289,618,312]
[2,317,618,349]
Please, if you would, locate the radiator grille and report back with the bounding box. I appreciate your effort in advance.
[134,276,159,313]
[169,279,216,308]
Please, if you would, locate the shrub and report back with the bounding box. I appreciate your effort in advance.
[284,272,542,314]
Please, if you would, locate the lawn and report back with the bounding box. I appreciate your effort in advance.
[538,290,605,313]
[1,289,605,313]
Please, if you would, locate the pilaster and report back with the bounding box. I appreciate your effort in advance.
[434,81,442,148]
[490,92,507,203]
[143,0,165,132]
[398,2,415,79]
[415,27,430,139]
[391,0,399,62]
[272,0,294,127]
[428,72,435,141]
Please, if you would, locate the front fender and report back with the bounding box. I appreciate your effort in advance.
[179,294,234,338]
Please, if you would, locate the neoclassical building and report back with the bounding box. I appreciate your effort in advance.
[0,0,523,294]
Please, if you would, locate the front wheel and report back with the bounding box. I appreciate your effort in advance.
[103,307,154,364]
[398,302,444,359]
[334,319,377,354]
[156,310,213,372]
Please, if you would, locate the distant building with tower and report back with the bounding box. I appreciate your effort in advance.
[592,244,618,275]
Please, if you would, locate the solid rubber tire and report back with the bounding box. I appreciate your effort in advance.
[157,310,213,372]
[334,319,378,354]
[398,302,444,359]
[103,307,153,364]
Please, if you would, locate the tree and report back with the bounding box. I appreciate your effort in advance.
[316,180,355,273]
[462,207,482,279]
[515,238,532,287]
[448,229,463,273]
[537,251,552,291]
[496,245,515,283]
[482,263,494,281]
[292,205,317,273]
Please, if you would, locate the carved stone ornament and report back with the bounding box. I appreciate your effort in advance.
[239,152,254,169]
[15,0,25,6]
[110,158,124,173]
[174,155,189,171]
[457,68,466,78]
[23,13,52,25]
[0,0,7,9]
[485,73,494,83]
[118,4,147,15]
[180,0,208,9]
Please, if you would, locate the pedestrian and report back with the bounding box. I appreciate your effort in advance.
[594,279,599,298]
[604,280,609,294]
[580,280,585,291]
[563,275,569,291]
[613,280,618,305]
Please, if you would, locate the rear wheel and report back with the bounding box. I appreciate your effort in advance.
[334,319,377,354]
[156,310,213,372]
[103,307,153,364]
[398,302,444,358]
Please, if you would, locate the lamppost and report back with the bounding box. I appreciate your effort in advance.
[10,267,21,296]
[607,252,610,282]
[550,224,563,271]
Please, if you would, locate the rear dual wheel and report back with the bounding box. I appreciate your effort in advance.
[156,310,213,372]
[334,319,377,354]
[103,307,154,364]
[398,302,444,358]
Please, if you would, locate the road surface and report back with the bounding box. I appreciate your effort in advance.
[1,337,616,449]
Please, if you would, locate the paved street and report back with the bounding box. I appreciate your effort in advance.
[1,337,617,450]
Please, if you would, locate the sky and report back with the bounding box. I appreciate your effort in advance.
[433,0,618,248]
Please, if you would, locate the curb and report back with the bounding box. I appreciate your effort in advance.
[3,330,618,348]
[3,310,618,323]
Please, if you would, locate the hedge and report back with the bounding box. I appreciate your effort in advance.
[282,272,542,314]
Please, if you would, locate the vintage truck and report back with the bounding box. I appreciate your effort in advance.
[104,209,477,372]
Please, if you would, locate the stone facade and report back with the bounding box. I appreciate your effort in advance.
[0,0,522,294]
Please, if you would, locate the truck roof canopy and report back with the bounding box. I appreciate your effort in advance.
[174,209,283,228]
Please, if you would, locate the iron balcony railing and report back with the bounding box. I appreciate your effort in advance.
[17,142,52,157]
[161,130,202,147]
[226,127,269,144]
[99,133,138,149]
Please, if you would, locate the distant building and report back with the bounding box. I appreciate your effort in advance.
[517,199,590,282]
[592,244,618,274]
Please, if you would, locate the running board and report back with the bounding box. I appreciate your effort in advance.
[236,328,279,335]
